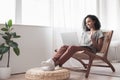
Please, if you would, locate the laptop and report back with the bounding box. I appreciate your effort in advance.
[61,32,80,46]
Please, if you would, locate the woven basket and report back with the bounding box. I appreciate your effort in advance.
[25,67,70,80]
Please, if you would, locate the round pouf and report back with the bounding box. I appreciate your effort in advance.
[25,67,70,80]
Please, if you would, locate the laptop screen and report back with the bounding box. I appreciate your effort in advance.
[61,32,80,46]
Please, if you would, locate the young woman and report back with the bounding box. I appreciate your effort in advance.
[41,15,104,71]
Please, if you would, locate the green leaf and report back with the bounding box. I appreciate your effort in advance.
[1,28,8,31]
[2,36,10,41]
[11,32,21,38]
[5,22,9,28]
[8,19,12,28]
[5,32,11,36]
[13,47,20,56]
[0,44,9,54]
[14,35,21,38]
[5,32,12,39]
[8,41,18,48]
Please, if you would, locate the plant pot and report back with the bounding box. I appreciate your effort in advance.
[0,67,11,80]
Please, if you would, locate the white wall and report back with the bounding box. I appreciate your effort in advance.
[0,24,53,74]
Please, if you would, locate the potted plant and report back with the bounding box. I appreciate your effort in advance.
[0,19,21,79]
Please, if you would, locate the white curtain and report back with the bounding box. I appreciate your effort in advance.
[50,0,120,64]
[99,0,120,40]
[51,0,98,49]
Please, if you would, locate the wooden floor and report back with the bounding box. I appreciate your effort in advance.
[6,63,120,80]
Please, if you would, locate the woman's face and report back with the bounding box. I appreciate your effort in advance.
[85,17,95,29]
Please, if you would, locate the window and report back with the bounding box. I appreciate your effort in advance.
[22,0,50,26]
[0,0,15,24]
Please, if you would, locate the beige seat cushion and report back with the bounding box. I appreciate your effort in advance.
[25,67,70,80]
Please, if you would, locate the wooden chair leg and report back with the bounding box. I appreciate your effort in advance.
[85,57,94,78]
[102,58,115,72]
[78,59,87,69]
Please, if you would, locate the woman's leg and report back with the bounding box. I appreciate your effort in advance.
[52,45,69,64]
[56,46,92,66]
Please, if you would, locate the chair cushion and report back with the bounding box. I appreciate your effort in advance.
[25,67,70,80]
